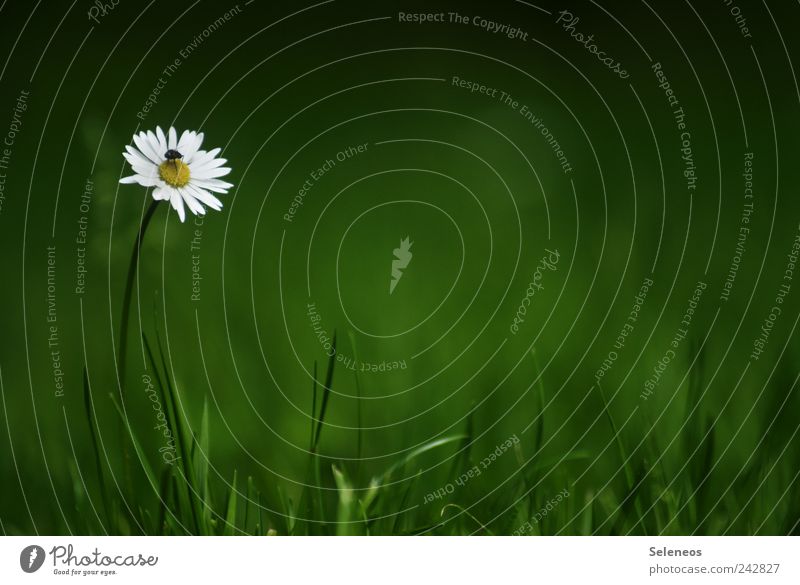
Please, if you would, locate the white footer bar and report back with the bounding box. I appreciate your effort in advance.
[1,536,796,583]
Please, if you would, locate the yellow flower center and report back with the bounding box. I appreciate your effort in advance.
[158,159,191,187]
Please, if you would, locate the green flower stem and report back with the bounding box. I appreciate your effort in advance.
[118,199,159,392]
[117,198,159,510]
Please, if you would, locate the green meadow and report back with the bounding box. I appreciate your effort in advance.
[0,0,798,536]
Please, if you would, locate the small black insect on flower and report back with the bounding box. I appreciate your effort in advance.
[164,149,183,161]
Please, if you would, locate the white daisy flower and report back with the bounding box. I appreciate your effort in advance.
[120,126,233,222]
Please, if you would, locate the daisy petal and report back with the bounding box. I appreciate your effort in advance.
[186,184,222,211]
[168,127,177,150]
[141,131,165,163]
[176,130,195,153]
[191,178,234,193]
[180,188,206,216]
[169,190,186,222]
[130,165,158,180]
[191,166,231,180]
[156,126,168,154]
[133,132,162,164]
[183,132,205,162]
[120,174,159,187]
[126,159,156,173]
[152,186,171,201]
[149,129,166,159]
[123,153,158,177]
[191,157,227,172]
[188,148,222,168]
[124,147,155,171]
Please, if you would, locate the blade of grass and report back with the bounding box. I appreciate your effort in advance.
[440,504,494,535]
[277,484,295,535]
[297,361,319,533]
[82,368,112,530]
[313,332,337,451]
[388,469,422,535]
[597,383,647,534]
[156,465,172,534]
[308,334,337,533]
[143,331,201,534]
[109,392,161,505]
[310,361,318,450]
[257,489,265,536]
[223,470,238,536]
[446,415,474,489]
[363,434,468,511]
[332,464,359,535]
[580,490,594,535]
[683,340,705,526]
[348,331,364,479]
[194,398,212,530]
[531,348,546,454]
[313,454,326,533]
[152,325,204,535]
[244,476,255,535]
[196,398,210,498]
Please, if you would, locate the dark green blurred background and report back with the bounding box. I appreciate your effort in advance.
[0,0,799,535]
